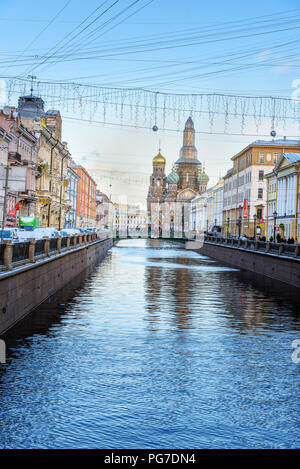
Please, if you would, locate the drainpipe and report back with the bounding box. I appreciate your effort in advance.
[0,130,12,242]
[58,151,70,231]
[47,139,59,227]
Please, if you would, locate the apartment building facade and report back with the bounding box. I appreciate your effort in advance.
[65,166,80,229]
[222,139,300,238]
[71,163,97,227]
[265,152,300,240]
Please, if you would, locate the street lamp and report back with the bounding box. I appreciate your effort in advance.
[273,210,277,242]
[238,205,242,238]
[206,218,209,235]
[253,214,257,238]
[227,217,230,238]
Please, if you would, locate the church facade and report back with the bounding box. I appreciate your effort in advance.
[147,117,209,238]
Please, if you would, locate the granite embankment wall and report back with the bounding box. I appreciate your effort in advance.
[0,237,113,334]
[194,241,300,288]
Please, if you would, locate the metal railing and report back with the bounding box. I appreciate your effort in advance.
[12,242,29,263]
[204,235,300,258]
[49,238,58,252]
[0,232,101,271]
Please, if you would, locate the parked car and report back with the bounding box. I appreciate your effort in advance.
[59,228,80,237]
[16,227,59,241]
[228,234,239,240]
[35,228,60,238]
[0,228,19,242]
[17,229,36,241]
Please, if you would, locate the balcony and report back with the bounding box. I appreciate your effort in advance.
[8,152,21,163]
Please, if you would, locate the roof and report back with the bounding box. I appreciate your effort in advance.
[67,167,80,178]
[46,110,60,115]
[152,150,166,165]
[223,167,233,179]
[252,139,300,146]
[281,152,300,163]
[231,138,300,160]
[268,152,300,175]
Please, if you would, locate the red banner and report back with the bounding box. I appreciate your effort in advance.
[243,199,248,219]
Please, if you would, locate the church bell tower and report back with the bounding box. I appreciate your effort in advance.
[175,117,202,192]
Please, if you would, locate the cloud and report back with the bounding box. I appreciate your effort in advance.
[257,49,271,60]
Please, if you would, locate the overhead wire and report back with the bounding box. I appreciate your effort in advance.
[18,0,119,77]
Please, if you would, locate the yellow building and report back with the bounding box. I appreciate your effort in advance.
[222,139,300,238]
[17,96,71,229]
[265,153,300,240]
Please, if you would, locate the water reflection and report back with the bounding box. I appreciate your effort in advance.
[0,239,299,449]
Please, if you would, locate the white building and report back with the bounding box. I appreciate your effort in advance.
[190,178,224,236]
[114,203,147,237]
[190,191,208,236]
[96,190,114,232]
[266,152,300,240]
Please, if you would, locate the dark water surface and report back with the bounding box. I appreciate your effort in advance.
[0,239,299,449]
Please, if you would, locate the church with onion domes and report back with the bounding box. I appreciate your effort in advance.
[147,117,209,237]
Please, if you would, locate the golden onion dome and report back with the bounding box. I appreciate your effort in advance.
[152,149,166,165]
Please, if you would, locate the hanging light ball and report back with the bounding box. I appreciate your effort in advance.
[270,130,276,137]
[152,125,158,132]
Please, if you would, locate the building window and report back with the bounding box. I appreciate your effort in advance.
[257,208,262,219]
[259,152,265,163]
[259,170,264,181]
[273,152,279,163]
[258,188,263,199]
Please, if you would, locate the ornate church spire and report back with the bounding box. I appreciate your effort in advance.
[176,116,200,163]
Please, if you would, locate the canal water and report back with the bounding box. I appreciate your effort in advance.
[0,239,299,449]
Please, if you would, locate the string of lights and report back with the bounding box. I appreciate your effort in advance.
[2,76,300,136]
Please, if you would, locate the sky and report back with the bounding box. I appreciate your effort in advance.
[1,0,300,205]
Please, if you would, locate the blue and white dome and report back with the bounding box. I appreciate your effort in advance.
[199,169,209,185]
[167,167,179,184]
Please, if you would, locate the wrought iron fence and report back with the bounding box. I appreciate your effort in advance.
[12,242,29,263]
[205,235,299,257]
[35,239,45,256]
[0,244,5,265]
[0,233,101,270]
[50,238,58,252]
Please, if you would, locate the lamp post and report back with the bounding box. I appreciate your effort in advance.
[227,217,230,238]
[273,210,277,242]
[238,205,242,238]
[206,218,209,235]
[253,214,257,238]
